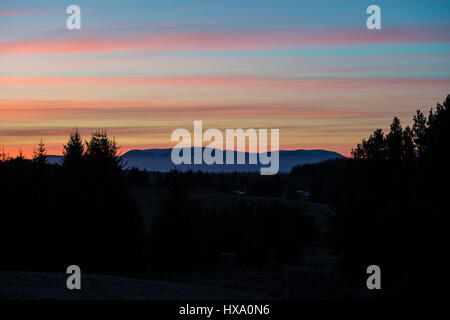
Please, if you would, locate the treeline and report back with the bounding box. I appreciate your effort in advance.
[332,95,450,298]
[0,130,145,273]
[0,129,317,273]
[290,158,350,203]
[127,164,343,202]
[127,169,290,198]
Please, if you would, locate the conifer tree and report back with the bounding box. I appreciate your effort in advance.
[63,128,84,168]
[32,139,48,165]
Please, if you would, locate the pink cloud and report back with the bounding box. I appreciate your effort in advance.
[1,75,449,89]
[0,9,58,17]
[1,26,448,55]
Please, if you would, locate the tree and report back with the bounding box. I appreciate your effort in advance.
[32,139,47,165]
[339,94,450,298]
[0,145,10,162]
[386,117,403,161]
[424,95,450,162]
[85,129,122,170]
[62,129,84,168]
[74,129,145,272]
[15,148,25,160]
[352,117,417,163]
[402,126,416,163]
[412,110,427,157]
[351,128,386,161]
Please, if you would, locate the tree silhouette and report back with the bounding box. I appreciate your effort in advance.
[352,128,386,161]
[32,139,47,165]
[75,129,144,272]
[15,148,25,160]
[352,117,416,163]
[401,125,415,163]
[85,129,122,170]
[338,94,450,298]
[0,145,10,162]
[62,128,84,169]
[412,110,427,157]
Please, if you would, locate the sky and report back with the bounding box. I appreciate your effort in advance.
[1,0,450,156]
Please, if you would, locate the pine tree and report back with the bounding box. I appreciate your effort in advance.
[0,145,10,162]
[402,126,416,163]
[351,128,386,161]
[386,117,403,161]
[16,148,25,160]
[32,139,48,165]
[413,110,428,157]
[85,129,122,168]
[63,128,84,168]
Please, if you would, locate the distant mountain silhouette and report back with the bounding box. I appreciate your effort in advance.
[48,148,344,173]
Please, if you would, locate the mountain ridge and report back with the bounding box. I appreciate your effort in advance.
[48,147,345,173]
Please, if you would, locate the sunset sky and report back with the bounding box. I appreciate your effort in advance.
[1,0,449,156]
